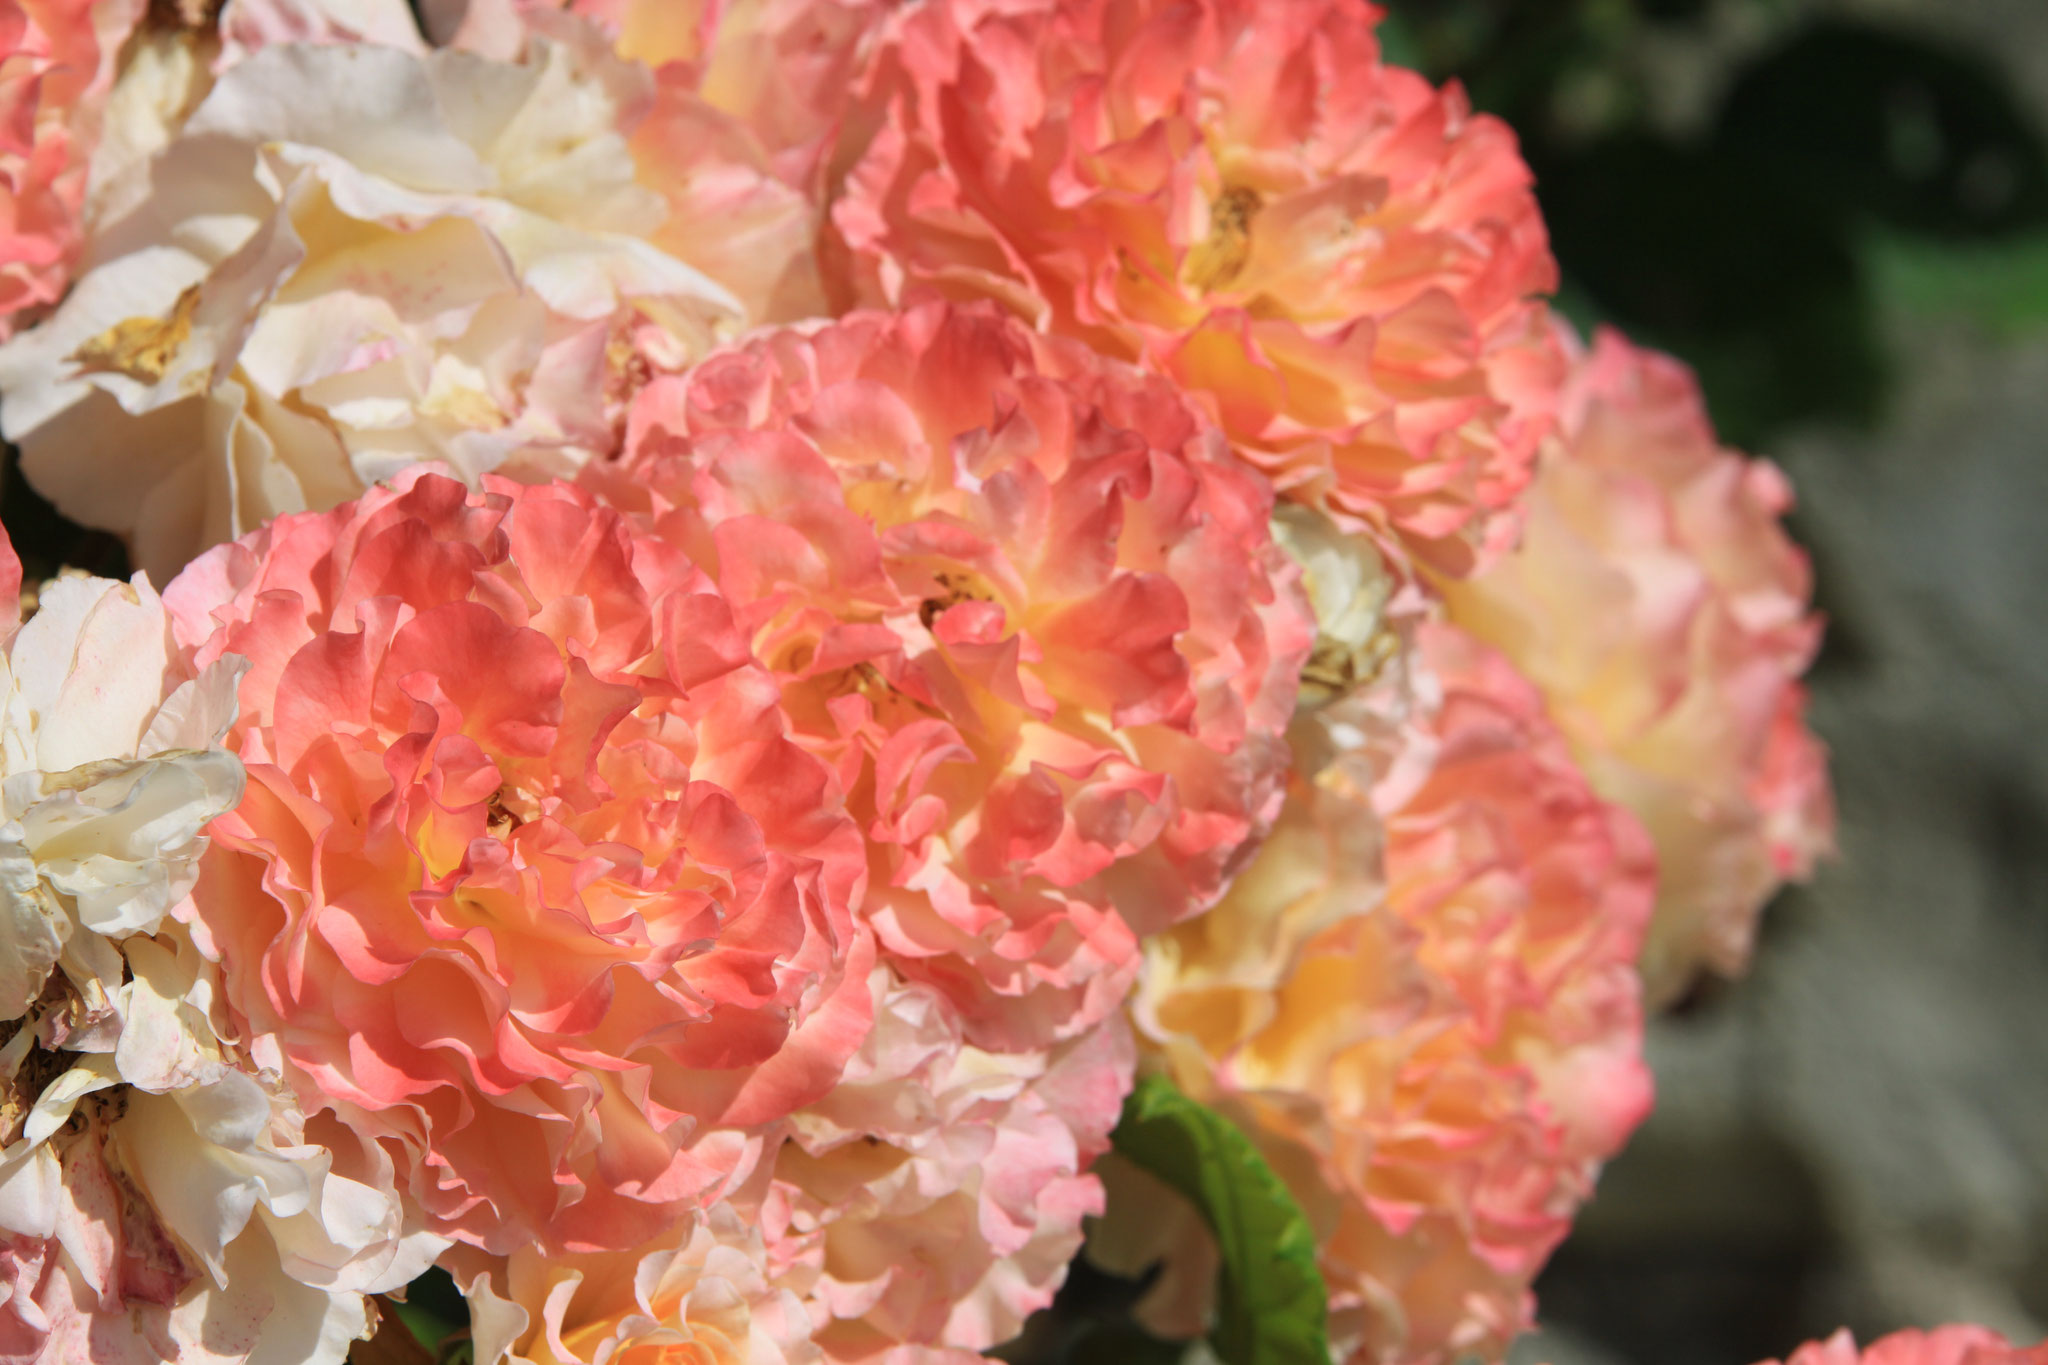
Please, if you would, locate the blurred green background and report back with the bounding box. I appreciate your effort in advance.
[1383,0,2048,447]
[1377,5,2048,1365]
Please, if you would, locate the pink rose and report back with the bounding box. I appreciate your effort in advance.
[821,0,1564,575]
[459,1203,820,1365]
[437,0,894,324]
[0,0,144,336]
[455,976,1132,1365]
[764,976,1133,1357]
[0,520,440,1365]
[1127,623,1653,1365]
[165,469,872,1257]
[600,302,1314,1050]
[1447,327,1835,1005]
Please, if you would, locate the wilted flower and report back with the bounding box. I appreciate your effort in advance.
[1273,505,1442,814]
[1766,1328,2048,1365]
[602,302,1315,1050]
[1123,622,1653,1365]
[0,24,740,584]
[163,468,871,1258]
[0,527,438,1365]
[1445,327,1834,1005]
[0,0,144,338]
[822,0,1564,574]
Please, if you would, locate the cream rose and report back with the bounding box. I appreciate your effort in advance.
[0,25,740,583]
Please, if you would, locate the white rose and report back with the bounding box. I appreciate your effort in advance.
[0,30,741,582]
[0,536,444,1364]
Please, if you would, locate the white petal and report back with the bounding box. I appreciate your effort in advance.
[220,0,427,61]
[16,576,174,772]
[23,1054,119,1146]
[115,934,221,1092]
[189,44,495,193]
[0,1141,62,1239]
[0,831,67,1018]
[140,654,252,757]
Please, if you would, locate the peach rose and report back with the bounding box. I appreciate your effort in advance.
[1767,1328,2048,1365]
[0,526,440,1365]
[432,0,880,176]
[454,970,1130,1365]
[460,1203,818,1365]
[0,0,144,338]
[1125,623,1653,1365]
[163,469,872,1258]
[433,0,893,325]
[821,0,1564,575]
[763,973,1132,1358]
[600,302,1315,1050]
[1445,327,1835,1006]
[0,24,740,584]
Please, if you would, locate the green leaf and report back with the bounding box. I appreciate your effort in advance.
[1110,1075,1329,1365]
[1864,228,2048,337]
[383,1268,468,1361]
[1374,13,1425,73]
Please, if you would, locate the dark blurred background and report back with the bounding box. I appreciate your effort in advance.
[1373,3,2048,1364]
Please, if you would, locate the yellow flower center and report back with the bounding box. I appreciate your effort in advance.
[1184,186,1263,294]
[68,284,202,385]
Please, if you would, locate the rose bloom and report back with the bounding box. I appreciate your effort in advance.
[599,302,1315,1050]
[762,974,1131,1359]
[461,971,1131,1365]
[1445,327,1834,1006]
[0,17,741,585]
[429,0,892,326]
[1118,621,1653,1365]
[460,1203,818,1365]
[0,529,439,1365]
[216,0,432,56]
[77,0,435,242]
[162,469,872,1258]
[1766,1328,2048,1365]
[428,0,882,176]
[821,0,1564,576]
[0,0,143,338]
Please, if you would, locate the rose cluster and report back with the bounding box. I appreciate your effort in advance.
[0,1,1841,1364]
